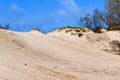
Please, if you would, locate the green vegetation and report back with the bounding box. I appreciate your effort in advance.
[79,0,120,32]
[0,24,11,30]
[57,26,91,37]
[106,0,120,30]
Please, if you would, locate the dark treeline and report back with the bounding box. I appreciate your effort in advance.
[0,24,11,30]
[79,0,120,31]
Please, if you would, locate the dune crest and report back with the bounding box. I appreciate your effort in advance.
[47,28,120,55]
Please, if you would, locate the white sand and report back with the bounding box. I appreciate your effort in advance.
[0,29,120,80]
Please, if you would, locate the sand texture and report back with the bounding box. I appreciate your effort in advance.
[0,28,120,80]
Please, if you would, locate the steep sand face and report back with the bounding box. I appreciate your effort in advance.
[0,28,120,80]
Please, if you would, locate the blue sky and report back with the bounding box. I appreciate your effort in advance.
[0,0,105,33]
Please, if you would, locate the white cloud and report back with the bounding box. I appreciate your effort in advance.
[58,0,81,15]
[10,3,23,13]
[57,10,68,16]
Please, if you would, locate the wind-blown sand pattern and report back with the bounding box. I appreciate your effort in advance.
[0,28,120,80]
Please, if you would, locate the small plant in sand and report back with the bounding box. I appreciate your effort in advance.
[31,28,40,32]
[109,40,120,55]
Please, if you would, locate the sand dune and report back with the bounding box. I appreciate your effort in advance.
[0,28,120,80]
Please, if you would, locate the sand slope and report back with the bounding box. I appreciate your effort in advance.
[0,29,120,80]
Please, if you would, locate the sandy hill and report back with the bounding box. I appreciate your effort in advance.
[0,28,120,80]
[47,28,120,55]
